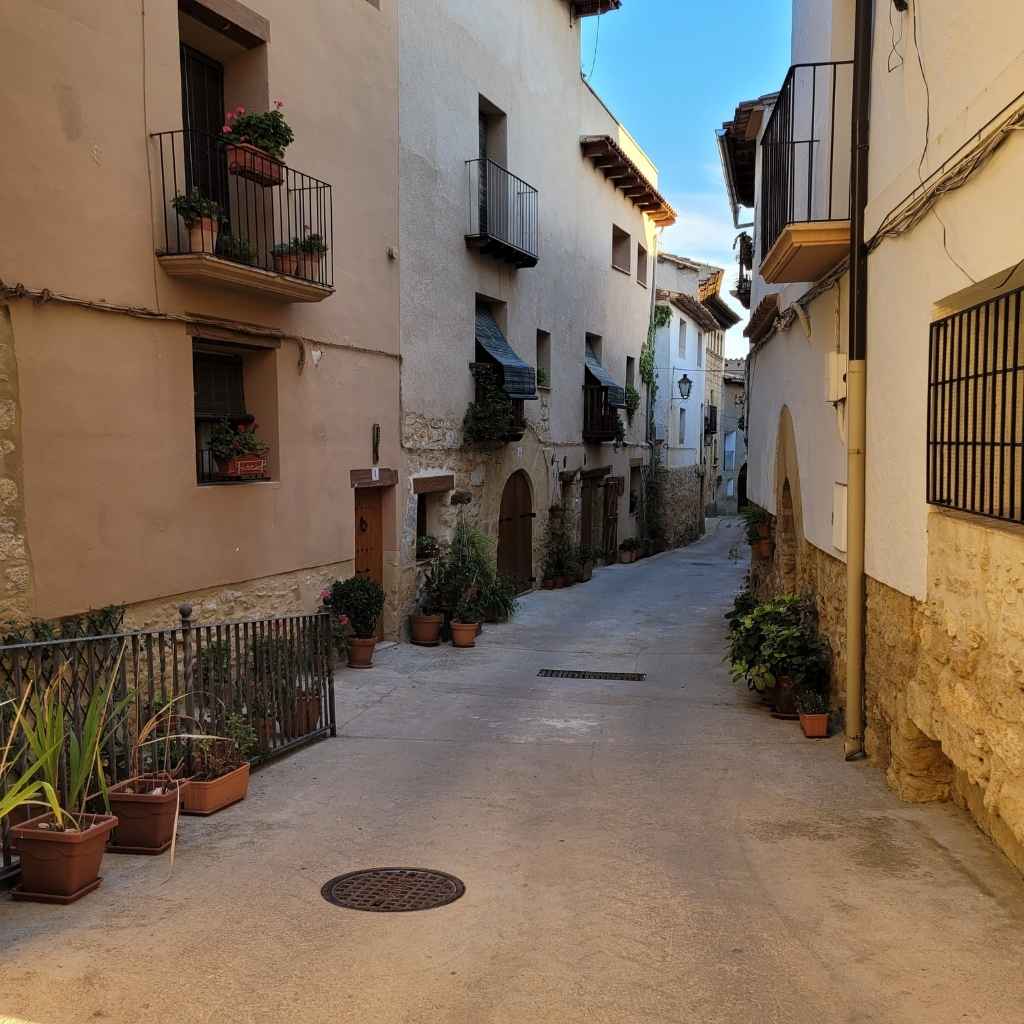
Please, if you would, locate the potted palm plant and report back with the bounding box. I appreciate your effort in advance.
[411,555,445,646]
[329,575,385,668]
[210,418,271,480]
[180,713,257,816]
[171,189,222,254]
[480,574,518,624]
[450,595,482,648]
[220,101,293,187]
[12,657,130,904]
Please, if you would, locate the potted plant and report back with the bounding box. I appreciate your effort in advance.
[209,418,271,479]
[171,189,221,254]
[576,544,597,582]
[537,367,550,389]
[181,713,257,816]
[797,688,830,738]
[741,504,772,559]
[220,101,293,187]
[217,232,258,266]
[272,239,300,276]
[297,232,328,281]
[619,537,639,564]
[450,595,482,648]
[416,535,439,561]
[480,574,518,624]
[329,575,385,668]
[12,661,130,903]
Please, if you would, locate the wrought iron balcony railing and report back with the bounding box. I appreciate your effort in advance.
[759,61,854,259]
[466,159,539,269]
[151,129,334,292]
[583,386,619,443]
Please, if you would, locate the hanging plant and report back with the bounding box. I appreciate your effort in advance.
[463,364,517,447]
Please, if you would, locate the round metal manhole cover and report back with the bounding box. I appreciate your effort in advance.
[321,868,465,912]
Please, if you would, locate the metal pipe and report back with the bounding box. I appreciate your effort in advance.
[844,0,874,761]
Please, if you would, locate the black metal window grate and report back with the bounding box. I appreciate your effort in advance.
[927,286,1024,522]
[537,669,646,681]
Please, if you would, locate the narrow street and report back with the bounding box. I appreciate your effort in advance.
[4,520,1024,1024]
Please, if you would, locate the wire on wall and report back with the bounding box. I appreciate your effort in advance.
[583,13,601,80]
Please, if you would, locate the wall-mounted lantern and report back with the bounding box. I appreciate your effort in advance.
[678,374,693,400]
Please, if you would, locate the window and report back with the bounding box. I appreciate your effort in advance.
[416,493,445,556]
[724,431,737,471]
[927,284,1024,522]
[193,340,277,485]
[726,478,736,498]
[478,95,508,166]
[586,332,602,363]
[626,356,636,390]
[678,408,686,447]
[637,243,648,286]
[697,332,704,368]
[629,466,642,515]
[611,225,631,274]
[537,330,551,389]
[678,320,687,360]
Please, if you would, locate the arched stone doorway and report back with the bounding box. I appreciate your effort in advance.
[777,479,798,591]
[498,470,534,593]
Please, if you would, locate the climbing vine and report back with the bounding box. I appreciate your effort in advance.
[638,304,672,550]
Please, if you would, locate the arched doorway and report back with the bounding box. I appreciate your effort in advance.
[498,470,534,593]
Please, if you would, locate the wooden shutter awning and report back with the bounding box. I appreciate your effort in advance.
[570,0,622,15]
[580,135,676,226]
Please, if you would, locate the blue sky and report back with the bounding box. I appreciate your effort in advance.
[581,2,792,355]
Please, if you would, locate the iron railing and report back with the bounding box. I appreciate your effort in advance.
[196,447,271,485]
[151,129,334,289]
[0,607,334,881]
[705,405,719,439]
[927,286,1024,523]
[759,61,853,259]
[583,386,619,443]
[466,159,539,267]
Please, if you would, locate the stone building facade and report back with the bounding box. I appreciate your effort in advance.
[724,0,1024,874]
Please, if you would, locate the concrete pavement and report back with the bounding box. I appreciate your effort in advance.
[3,518,1024,1023]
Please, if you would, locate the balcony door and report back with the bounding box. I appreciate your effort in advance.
[180,44,229,222]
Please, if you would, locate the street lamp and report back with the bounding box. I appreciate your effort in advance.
[678,374,693,400]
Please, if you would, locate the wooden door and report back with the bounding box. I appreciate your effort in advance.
[497,471,533,593]
[603,476,624,560]
[179,44,229,217]
[354,488,384,637]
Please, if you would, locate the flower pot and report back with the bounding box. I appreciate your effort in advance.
[273,252,300,276]
[619,550,636,564]
[756,522,771,540]
[556,576,569,589]
[225,142,284,187]
[348,636,377,669]
[542,579,555,590]
[772,676,799,718]
[297,252,326,283]
[181,762,250,816]
[450,621,478,648]
[216,454,269,480]
[411,613,443,646]
[108,775,188,855]
[187,217,219,255]
[11,813,117,904]
[578,561,594,583]
[255,716,276,746]
[800,713,830,738]
[295,692,322,734]
[751,538,773,560]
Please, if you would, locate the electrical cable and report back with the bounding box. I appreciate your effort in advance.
[887,1,904,73]
[584,12,601,80]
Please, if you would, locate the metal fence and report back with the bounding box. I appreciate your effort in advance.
[1,606,334,882]
[760,61,854,258]
[927,286,1024,522]
[466,158,539,267]
[151,128,334,289]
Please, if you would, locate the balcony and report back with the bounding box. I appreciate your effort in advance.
[466,159,539,269]
[583,386,620,444]
[705,405,719,439]
[151,129,334,302]
[759,61,853,284]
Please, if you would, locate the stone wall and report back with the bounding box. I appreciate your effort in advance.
[660,465,703,548]
[752,507,1024,876]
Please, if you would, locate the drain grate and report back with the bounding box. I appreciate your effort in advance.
[321,869,465,913]
[538,669,647,681]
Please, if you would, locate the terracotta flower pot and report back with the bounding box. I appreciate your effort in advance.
[800,713,830,738]
[578,561,594,582]
[556,576,569,589]
[297,252,326,282]
[187,217,219,255]
[12,812,117,904]
[295,692,322,734]
[256,716,276,746]
[542,579,555,590]
[181,762,250,816]
[216,454,269,480]
[450,621,478,648]
[273,252,300,276]
[108,774,188,855]
[348,636,377,669]
[619,550,636,564]
[751,538,773,560]
[411,613,443,646]
[225,142,284,187]
[756,522,771,540]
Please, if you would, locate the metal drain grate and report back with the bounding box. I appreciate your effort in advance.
[537,669,647,681]
[321,869,465,913]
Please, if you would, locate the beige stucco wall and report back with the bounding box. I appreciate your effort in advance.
[397,0,659,609]
[0,1,401,627]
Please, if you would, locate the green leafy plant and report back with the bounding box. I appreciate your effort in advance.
[422,511,495,614]
[416,535,439,561]
[725,587,758,633]
[272,240,300,256]
[209,419,270,463]
[189,713,256,782]
[619,537,639,552]
[541,506,578,579]
[624,383,641,423]
[463,364,519,446]
[217,233,257,265]
[298,232,328,255]
[328,576,385,639]
[220,102,294,159]
[797,688,829,715]
[0,689,61,823]
[576,543,600,566]
[536,367,550,388]
[479,573,518,623]
[613,414,627,448]
[740,504,772,543]
[454,593,483,625]
[171,189,222,225]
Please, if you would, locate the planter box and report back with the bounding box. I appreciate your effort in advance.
[108,774,188,855]
[180,762,250,816]
[12,812,117,904]
[225,142,284,187]
[800,713,830,738]
[216,454,269,480]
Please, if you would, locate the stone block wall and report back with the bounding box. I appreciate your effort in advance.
[660,465,704,548]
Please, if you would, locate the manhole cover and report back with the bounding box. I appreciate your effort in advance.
[538,669,646,681]
[321,869,465,912]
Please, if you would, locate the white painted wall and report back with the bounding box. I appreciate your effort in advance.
[654,306,705,469]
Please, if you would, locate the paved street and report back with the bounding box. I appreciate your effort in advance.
[3,519,1024,1024]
